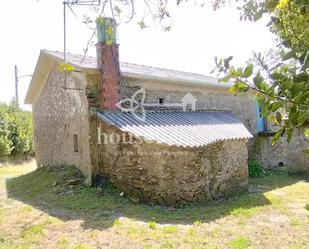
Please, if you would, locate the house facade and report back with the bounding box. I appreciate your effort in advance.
[25,17,308,204]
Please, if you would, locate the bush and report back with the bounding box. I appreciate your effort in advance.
[0,121,13,156]
[248,160,265,178]
[0,102,33,157]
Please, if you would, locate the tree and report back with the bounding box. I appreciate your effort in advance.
[211,0,309,151]
[0,104,13,157]
[0,102,33,157]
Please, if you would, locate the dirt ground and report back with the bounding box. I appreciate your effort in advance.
[0,161,308,249]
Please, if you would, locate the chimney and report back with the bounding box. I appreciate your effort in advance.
[96,17,120,110]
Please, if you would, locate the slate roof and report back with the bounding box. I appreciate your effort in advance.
[97,110,252,148]
[43,50,232,88]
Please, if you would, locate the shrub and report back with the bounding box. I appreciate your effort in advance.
[0,102,33,157]
[248,160,265,178]
[0,115,13,156]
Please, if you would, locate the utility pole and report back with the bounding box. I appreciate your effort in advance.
[13,66,32,108]
[14,65,19,108]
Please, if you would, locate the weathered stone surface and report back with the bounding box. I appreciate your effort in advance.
[123,83,257,134]
[254,127,309,175]
[97,121,249,206]
[32,65,92,178]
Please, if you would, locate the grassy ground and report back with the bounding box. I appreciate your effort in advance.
[0,162,308,249]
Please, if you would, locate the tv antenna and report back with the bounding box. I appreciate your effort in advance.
[62,0,100,89]
[63,0,100,64]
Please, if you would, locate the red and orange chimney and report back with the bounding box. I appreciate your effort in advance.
[96,17,120,111]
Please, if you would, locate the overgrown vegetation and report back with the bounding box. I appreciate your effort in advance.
[0,101,33,157]
[248,160,265,178]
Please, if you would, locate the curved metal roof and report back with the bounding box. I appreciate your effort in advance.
[97,110,252,148]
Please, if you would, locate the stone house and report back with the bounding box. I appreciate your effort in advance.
[25,18,308,204]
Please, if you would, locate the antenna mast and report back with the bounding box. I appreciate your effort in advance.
[63,1,67,65]
[62,0,101,64]
[62,0,100,89]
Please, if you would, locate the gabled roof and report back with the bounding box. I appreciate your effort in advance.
[25,50,232,104]
[45,50,232,88]
[97,110,252,148]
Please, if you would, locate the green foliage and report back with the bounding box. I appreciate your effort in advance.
[243,64,253,78]
[305,204,309,211]
[95,16,106,24]
[58,63,74,73]
[148,221,157,229]
[227,235,251,249]
[0,114,13,157]
[21,224,45,242]
[213,0,309,151]
[305,128,309,137]
[162,225,178,233]
[248,160,265,178]
[0,102,33,157]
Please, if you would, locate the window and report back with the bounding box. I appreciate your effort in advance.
[73,134,79,152]
[158,98,165,105]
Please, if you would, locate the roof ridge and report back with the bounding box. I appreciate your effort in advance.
[43,49,97,59]
[146,109,232,113]
[120,61,214,78]
[98,109,232,114]
[43,49,216,79]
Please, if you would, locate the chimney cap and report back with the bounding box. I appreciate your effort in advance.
[96,16,117,44]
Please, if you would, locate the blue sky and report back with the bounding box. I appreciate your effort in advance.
[0,0,276,110]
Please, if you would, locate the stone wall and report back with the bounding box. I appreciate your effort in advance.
[123,79,309,174]
[125,79,257,134]
[255,127,309,174]
[98,121,249,205]
[33,65,92,180]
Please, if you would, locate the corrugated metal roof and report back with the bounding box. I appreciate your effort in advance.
[97,110,252,147]
[43,50,232,88]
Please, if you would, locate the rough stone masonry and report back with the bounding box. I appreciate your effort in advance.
[97,121,249,206]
